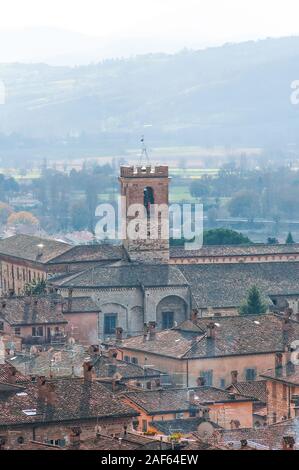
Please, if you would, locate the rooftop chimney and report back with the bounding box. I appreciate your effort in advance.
[282,436,295,450]
[197,377,205,387]
[188,389,195,403]
[191,309,198,322]
[284,307,293,320]
[88,344,100,357]
[275,352,283,372]
[207,322,216,340]
[231,370,238,384]
[115,327,123,341]
[67,289,73,312]
[37,376,47,401]
[6,365,17,384]
[83,361,94,382]
[108,348,118,363]
[69,427,81,450]
[240,439,248,449]
[143,323,149,341]
[148,322,156,340]
[46,382,57,406]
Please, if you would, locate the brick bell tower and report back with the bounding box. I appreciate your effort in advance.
[119,164,170,263]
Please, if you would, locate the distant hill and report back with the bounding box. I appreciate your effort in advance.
[1,36,299,161]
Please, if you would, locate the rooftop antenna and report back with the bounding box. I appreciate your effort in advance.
[139,135,150,166]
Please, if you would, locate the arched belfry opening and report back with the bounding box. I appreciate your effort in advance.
[144,187,154,216]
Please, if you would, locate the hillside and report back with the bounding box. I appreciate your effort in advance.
[0,36,299,160]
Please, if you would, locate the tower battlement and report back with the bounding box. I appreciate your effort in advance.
[119,163,170,263]
[120,165,168,178]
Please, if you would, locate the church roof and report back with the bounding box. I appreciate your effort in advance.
[170,243,299,258]
[180,262,299,309]
[50,263,188,289]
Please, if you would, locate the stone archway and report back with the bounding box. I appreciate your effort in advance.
[156,295,188,330]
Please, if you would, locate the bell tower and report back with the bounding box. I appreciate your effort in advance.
[119,164,170,263]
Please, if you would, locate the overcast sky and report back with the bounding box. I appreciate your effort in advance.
[1,0,299,63]
[1,0,299,40]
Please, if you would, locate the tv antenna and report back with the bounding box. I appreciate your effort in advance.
[139,135,150,166]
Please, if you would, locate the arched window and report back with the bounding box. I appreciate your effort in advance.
[144,187,154,215]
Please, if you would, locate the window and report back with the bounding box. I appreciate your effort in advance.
[47,439,66,447]
[200,370,213,386]
[14,327,21,336]
[124,356,130,363]
[142,420,148,432]
[175,412,184,419]
[144,187,154,215]
[104,314,117,335]
[245,368,256,381]
[162,311,174,329]
[272,382,277,399]
[131,357,138,365]
[0,321,4,331]
[189,409,197,418]
[220,378,226,389]
[32,326,43,337]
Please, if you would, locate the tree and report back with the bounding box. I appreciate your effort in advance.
[71,201,89,230]
[228,190,260,221]
[239,285,267,315]
[286,232,295,244]
[203,228,252,245]
[24,279,47,296]
[190,180,210,199]
[0,202,13,224]
[7,211,39,226]
[267,237,278,245]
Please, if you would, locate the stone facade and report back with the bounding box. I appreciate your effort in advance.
[58,284,190,340]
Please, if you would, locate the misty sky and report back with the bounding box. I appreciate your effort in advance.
[1,0,299,42]
[1,0,299,64]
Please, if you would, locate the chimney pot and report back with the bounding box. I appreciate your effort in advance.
[282,436,295,450]
[67,289,73,311]
[231,370,238,384]
[188,389,195,403]
[284,308,293,319]
[6,365,17,384]
[148,322,156,340]
[46,382,57,406]
[191,309,198,322]
[69,427,81,449]
[83,361,94,382]
[116,327,123,341]
[197,377,205,387]
[207,322,216,339]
